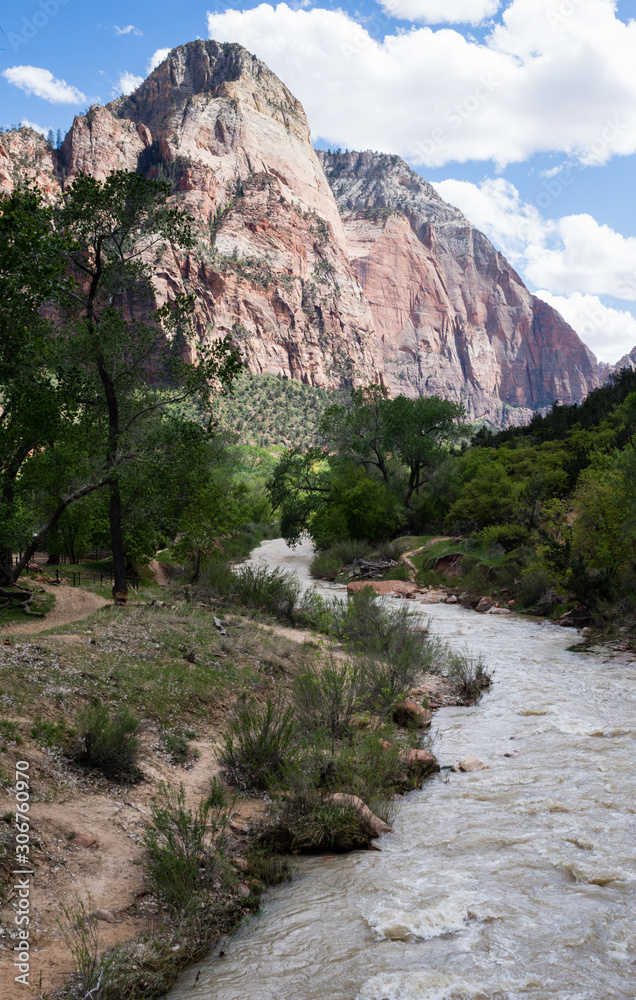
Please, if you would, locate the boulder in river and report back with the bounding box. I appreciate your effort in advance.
[475,597,493,613]
[451,755,490,772]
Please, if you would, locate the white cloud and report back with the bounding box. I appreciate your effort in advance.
[205,0,636,168]
[19,119,49,136]
[380,0,500,26]
[2,65,86,104]
[147,48,172,73]
[535,291,636,364]
[433,177,636,302]
[430,176,636,363]
[115,25,143,36]
[114,72,144,97]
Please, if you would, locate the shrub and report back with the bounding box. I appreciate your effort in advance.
[265,779,370,853]
[232,564,300,621]
[294,654,363,747]
[518,566,553,607]
[310,550,343,581]
[199,557,235,599]
[206,775,227,808]
[445,650,492,704]
[299,589,435,714]
[160,730,198,766]
[373,538,410,562]
[381,564,411,582]
[330,539,373,564]
[479,523,529,553]
[75,703,141,779]
[144,782,231,912]
[220,698,297,790]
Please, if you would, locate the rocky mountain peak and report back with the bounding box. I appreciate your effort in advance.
[110,40,307,140]
[317,149,465,227]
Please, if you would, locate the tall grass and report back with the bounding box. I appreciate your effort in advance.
[219,698,297,790]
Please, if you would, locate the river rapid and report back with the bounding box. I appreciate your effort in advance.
[170,539,636,1000]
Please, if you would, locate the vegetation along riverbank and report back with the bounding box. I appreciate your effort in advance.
[0,539,490,999]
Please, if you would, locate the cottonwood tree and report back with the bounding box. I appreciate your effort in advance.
[55,170,241,601]
[1,174,241,598]
[0,188,77,587]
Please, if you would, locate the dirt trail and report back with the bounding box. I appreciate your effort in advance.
[1,583,109,637]
[148,558,170,587]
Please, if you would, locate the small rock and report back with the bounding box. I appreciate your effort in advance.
[446,595,458,604]
[229,820,249,835]
[232,858,249,873]
[393,699,432,729]
[237,883,250,898]
[183,648,196,663]
[72,832,97,848]
[94,909,119,923]
[487,607,511,615]
[475,597,493,613]
[451,755,490,772]
[419,590,447,605]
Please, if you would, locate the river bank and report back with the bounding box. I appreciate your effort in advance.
[166,549,636,1000]
[0,546,481,999]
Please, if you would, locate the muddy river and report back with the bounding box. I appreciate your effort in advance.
[169,538,636,1000]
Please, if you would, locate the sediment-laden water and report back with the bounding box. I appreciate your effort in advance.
[170,539,636,1000]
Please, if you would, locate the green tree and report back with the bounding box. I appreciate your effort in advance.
[54,171,241,600]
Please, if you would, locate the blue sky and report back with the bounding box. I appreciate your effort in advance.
[2,0,636,363]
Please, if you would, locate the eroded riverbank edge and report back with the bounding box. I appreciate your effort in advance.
[0,573,487,1000]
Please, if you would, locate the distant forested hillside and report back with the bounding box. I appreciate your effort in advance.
[208,372,343,449]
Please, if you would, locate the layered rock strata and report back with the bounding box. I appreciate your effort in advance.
[318,151,598,425]
[0,41,599,423]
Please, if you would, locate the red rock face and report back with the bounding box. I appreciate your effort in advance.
[319,151,599,426]
[0,43,599,424]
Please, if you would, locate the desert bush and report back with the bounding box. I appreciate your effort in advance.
[310,549,343,581]
[75,703,140,779]
[144,782,231,912]
[381,564,411,582]
[159,730,198,766]
[220,698,297,790]
[199,557,236,598]
[265,776,370,853]
[299,589,434,713]
[232,564,300,621]
[373,538,410,562]
[294,654,363,747]
[445,650,492,704]
[329,539,373,563]
[518,566,553,607]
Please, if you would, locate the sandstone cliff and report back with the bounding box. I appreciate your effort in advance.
[318,151,598,425]
[1,41,382,390]
[599,345,636,382]
[0,42,599,424]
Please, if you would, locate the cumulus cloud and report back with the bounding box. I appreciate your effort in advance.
[1,65,86,104]
[205,0,636,168]
[380,0,500,26]
[433,177,636,301]
[431,176,636,363]
[114,71,144,97]
[535,291,636,364]
[147,48,172,73]
[115,25,143,36]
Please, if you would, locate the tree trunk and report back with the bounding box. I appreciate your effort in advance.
[0,547,13,588]
[109,478,128,604]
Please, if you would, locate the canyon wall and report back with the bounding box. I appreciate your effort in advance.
[0,41,599,425]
